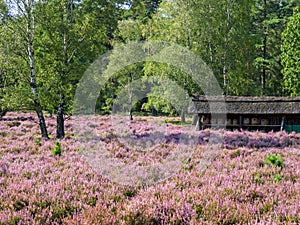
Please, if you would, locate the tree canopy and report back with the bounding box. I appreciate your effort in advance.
[0,0,299,136]
[281,7,300,96]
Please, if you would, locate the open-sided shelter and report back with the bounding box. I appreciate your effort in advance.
[188,95,300,132]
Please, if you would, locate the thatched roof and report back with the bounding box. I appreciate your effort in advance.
[188,95,300,114]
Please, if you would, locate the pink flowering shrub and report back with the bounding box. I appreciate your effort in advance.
[0,112,299,224]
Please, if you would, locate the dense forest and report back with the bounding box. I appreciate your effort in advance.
[0,0,300,138]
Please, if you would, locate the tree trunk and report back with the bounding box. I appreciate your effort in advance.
[195,115,202,131]
[56,1,71,138]
[129,73,133,120]
[35,102,48,139]
[151,107,157,116]
[192,114,198,125]
[223,7,230,96]
[223,65,227,95]
[180,109,186,123]
[56,105,65,139]
[262,0,267,96]
[26,0,48,139]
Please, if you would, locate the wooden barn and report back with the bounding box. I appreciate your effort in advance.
[188,95,300,133]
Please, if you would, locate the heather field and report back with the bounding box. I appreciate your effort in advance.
[0,112,300,225]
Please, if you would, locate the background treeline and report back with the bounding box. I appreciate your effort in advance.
[0,0,299,138]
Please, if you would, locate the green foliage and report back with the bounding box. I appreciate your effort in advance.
[248,190,264,201]
[0,0,119,137]
[230,149,241,159]
[24,171,32,179]
[0,0,8,23]
[253,173,265,184]
[251,0,298,95]
[182,157,192,170]
[1,0,299,121]
[281,7,300,96]
[8,216,23,225]
[260,203,273,214]
[123,189,137,198]
[147,0,260,96]
[52,141,62,156]
[34,139,42,146]
[265,154,284,168]
[34,201,51,209]
[86,196,98,206]
[0,17,32,113]
[273,173,283,182]
[194,204,204,219]
[7,121,21,128]
[114,19,144,43]
[36,0,114,116]
[50,204,75,222]
[119,0,161,23]
[0,131,7,137]
[13,199,29,211]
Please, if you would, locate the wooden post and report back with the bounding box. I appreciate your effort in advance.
[280,116,285,131]
[192,114,199,125]
[195,114,202,131]
[239,115,243,130]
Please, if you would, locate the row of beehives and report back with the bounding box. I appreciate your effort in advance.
[202,117,270,126]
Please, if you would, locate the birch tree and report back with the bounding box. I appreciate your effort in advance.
[3,0,49,138]
[36,0,117,138]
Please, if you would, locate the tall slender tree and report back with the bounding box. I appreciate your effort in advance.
[36,0,117,138]
[2,0,49,138]
[281,7,300,96]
